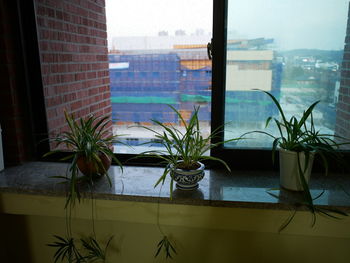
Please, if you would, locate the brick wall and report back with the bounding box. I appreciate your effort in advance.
[336,3,350,140]
[34,0,112,137]
[0,0,112,165]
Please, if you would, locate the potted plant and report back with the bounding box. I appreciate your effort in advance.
[246,91,348,190]
[139,105,240,195]
[45,111,122,262]
[244,90,348,229]
[45,111,122,204]
[138,105,239,259]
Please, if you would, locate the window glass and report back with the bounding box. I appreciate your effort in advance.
[224,0,349,148]
[106,0,213,153]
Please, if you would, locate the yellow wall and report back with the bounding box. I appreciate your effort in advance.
[1,193,350,263]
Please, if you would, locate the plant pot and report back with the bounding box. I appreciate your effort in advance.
[279,148,315,191]
[77,152,111,178]
[171,161,205,190]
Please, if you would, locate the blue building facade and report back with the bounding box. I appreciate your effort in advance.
[109,47,282,127]
[109,53,181,124]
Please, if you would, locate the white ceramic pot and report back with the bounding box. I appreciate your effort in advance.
[171,161,205,190]
[279,148,314,191]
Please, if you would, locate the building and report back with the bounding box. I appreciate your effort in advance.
[109,38,282,137]
[225,49,282,125]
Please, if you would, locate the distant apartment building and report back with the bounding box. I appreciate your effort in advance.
[109,52,181,125]
[177,47,212,122]
[225,44,282,125]
[109,36,282,132]
[109,47,211,125]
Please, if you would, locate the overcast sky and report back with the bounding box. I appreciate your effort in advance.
[106,0,212,37]
[106,0,349,50]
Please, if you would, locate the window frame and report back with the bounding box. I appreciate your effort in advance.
[210,0,350,172]
[210,0,277,170]
[15,0,50,160]
[18,0,350,172]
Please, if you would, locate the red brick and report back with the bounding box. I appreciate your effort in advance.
[86,72,96,79]
[33,0,112,140]
[75,72,86,81]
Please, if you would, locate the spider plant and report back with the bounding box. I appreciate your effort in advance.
[155,235,177,259]
[45,111,120,262]
[81,236,113,262]
[45,111,122,206]
[244,90,349,230]
[47,235,84,263]
[247,90,347,180]
[47,235,113,263]
[138,105,240,194]
[139,106,240,259]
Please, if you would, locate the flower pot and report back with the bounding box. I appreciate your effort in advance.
[279,148,314,191]
[77,152,111,178]
[171,161,205,190]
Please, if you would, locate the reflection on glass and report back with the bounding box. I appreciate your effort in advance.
[224,0,349,149]
[222,187,279,203]
[222,187,334,206]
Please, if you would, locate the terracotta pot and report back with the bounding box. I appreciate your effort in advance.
[171,161,205,190]
[279,149,315,191]
[77,152,111,177]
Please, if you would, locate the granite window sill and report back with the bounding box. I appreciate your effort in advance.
[0,162,350,211]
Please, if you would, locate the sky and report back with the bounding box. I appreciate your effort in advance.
[105,0,212,38]
[106,0,349,51]
[228,0,349,50]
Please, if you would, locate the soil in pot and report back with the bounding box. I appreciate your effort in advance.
[175,161,200,170]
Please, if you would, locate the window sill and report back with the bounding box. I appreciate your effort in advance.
[0,162,350,212]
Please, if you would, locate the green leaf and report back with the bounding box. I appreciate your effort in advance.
[47,235,84,263]
[265,116,273,128]
[278,210,297,233]
[81,236,113,262]
[155,236,177,259]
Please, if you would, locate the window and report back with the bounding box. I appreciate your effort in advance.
[222,0,349,150]
[211,0,350,168]
[106,0,213,154]
[4,0,349,169]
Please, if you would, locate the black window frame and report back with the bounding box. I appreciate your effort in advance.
[13,0,49,160]
[17,0,350,172]
[211,0,276,170]
[211,0,350,172]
